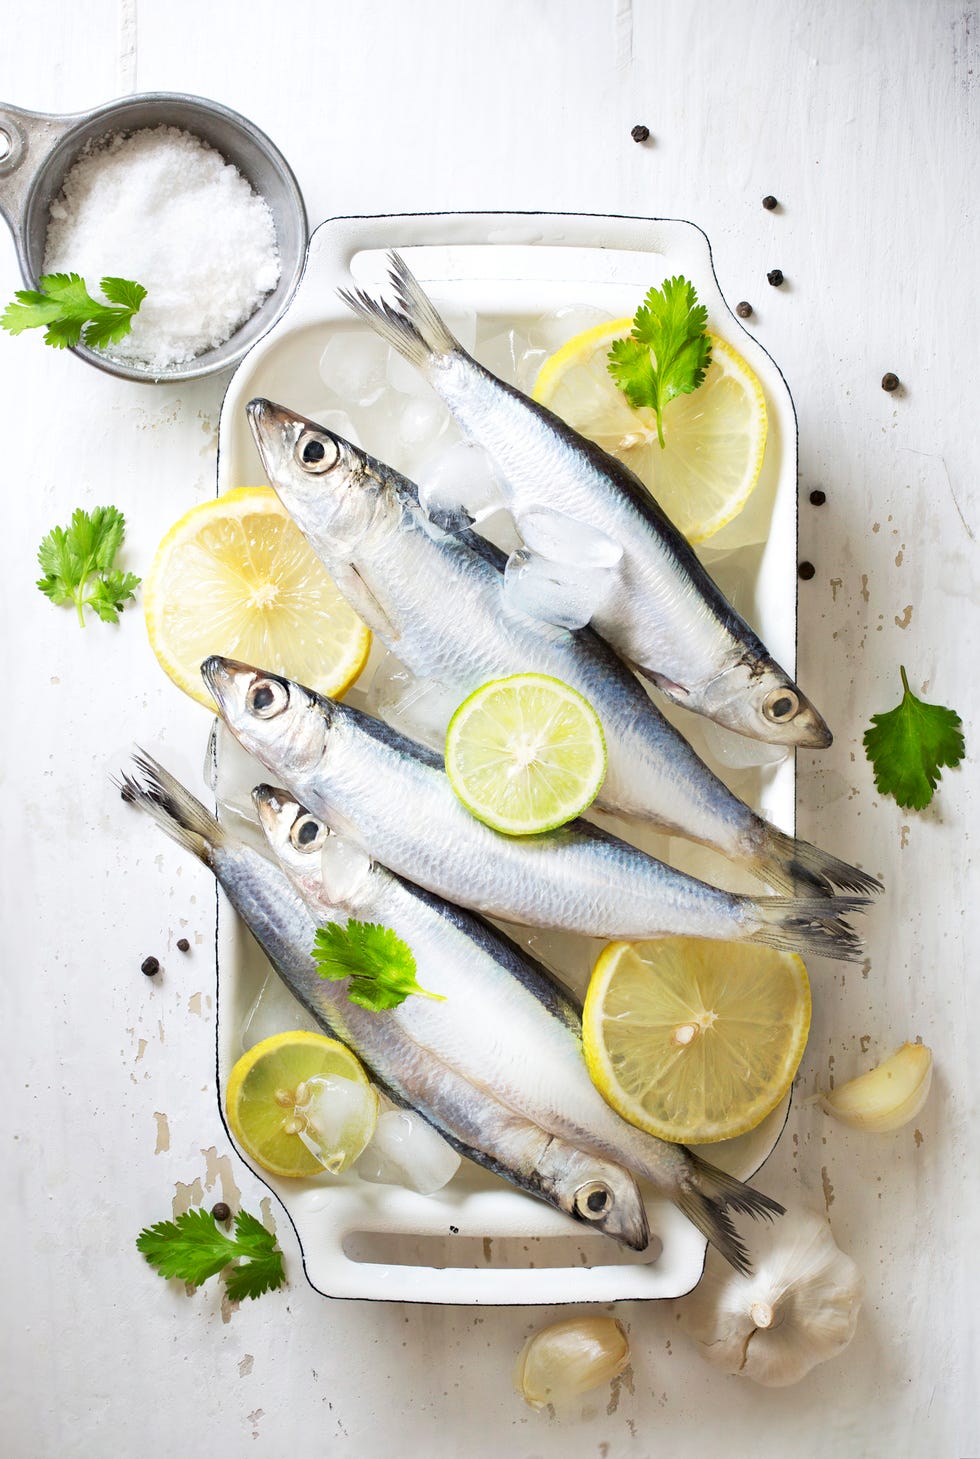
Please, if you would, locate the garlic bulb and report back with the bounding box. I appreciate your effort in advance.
[821,1042,932,1131]
[674,1209,862,1386]
[515,1316,630,1410]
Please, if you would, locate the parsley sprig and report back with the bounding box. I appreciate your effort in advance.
[136,1207,286,1302]
[607,276,712,448]
[1,272,146,350]
[36,506,140,627]
[312,920,444,1011]
[864,666,965,810]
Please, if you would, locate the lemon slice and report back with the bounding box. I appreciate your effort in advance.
[144,487,371,708]
[582,938,810,1144]
[445,673,606,835]
[533,319,768,544]
[225,1030,376,1178]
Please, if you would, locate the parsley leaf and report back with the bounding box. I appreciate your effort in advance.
[607,276,712,447]
[864,666,965,810]
[312,920,445,1012]
[1,272,146,350]
[136,1207,286,1301]
[36,506,140,627]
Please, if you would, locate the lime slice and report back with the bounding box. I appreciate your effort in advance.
[533,320,768,545]
[144,486,371,709]
[582,938,811,1144]
[225,1030,376,1178]
[444,673,606,835]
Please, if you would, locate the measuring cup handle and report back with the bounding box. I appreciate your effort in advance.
[0,102,74,274]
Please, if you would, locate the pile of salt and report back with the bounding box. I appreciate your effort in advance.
[43,125,281,371]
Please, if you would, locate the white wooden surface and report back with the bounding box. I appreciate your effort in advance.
[0,4,977,1456]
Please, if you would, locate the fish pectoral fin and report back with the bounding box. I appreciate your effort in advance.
[336,563,402,643]
[634,665,691,702]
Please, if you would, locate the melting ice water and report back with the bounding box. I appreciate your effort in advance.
[356,1108,461,1195]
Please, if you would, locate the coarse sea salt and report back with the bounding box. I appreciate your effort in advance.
[43,125,280,371]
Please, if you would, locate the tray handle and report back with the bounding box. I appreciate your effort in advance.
[0,102,74,268]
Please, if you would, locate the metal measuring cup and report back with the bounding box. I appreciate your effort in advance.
[0,92,307,382]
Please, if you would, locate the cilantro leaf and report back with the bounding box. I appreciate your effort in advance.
[864,666,965,810]
[312,920,445,1012]
[607,276,712,447]
[136,1207,286,1301]
[35,506,140,627]
[1,271,146,351]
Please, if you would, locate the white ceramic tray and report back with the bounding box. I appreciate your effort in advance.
[213,212,798,1304]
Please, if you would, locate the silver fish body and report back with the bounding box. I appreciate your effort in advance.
[250,782,785,1272]
[246,396,880,899]
[203,655,868,961]
[341,253,831,749]
[118,753,650,1251]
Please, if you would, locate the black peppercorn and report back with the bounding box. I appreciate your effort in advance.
[211,1202,231,1223]
[176,937,190,953]
[630,124,650,143]
[141,955,160,977]
[767,269,784,287]
[798,561,816,581]
[735,301,753,319]
[809,489,827,506]
[881,372,900,392]
[762,195,778,210]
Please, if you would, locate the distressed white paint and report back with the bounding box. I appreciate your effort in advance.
[0,3,977,1456]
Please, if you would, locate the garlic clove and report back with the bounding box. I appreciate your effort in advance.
[515,1316,630,1410]
[821,1041,932,1132]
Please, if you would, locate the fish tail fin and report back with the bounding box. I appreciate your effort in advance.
[745,894,871,962]
[675,1154,785,1275]
[750,826,884,899]
[338,251,461,373]
[115,750,224,866]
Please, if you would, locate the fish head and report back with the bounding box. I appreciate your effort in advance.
[698,656,833,748]
[539,1144,650,1251]
[253,784,375,912]
[202,656,332,777]
[246,398,395,554]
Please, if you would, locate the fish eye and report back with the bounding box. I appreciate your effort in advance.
[763,687,801,723]
[289,813,327,853]
[296,430,338,473]
[247,678,289,719]
[573,1181,613,1220]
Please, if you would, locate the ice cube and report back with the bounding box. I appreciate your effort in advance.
[698,718,790,771]
[503,547,616,631]
[417,440,504,525]
[370,661,463,749]
[356,1109,461,1194]
[205,719,268,831]
[320,833,373,905]
[319,331,388,407]
[386,344,432,398]
[399,396,449,451]
[527,304,617,354]
[515,346,549,395]
[517,508,624,569]
[294,1074,379,1174]
[475,327,531,385]
[240,970,321,1052]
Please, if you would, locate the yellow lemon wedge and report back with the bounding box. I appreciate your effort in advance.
[144,486,371,708]
[444,673,607,835]
[533,320,768,544]
[582,938,811,1144]
[225,1031,376,1179]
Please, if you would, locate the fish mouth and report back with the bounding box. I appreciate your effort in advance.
[201,654,293,722]
[247,397,345,481]
[788,701,834,749]
[251,782,298,836]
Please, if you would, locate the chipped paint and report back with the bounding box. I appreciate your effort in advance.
[821,1166,835,1209]
[239,1353,254,1377]
[914,1129,924,1147]
[188,991,205,1017]
[202,1147,243,1209]
[860,573,870,603]
[172,1178,205,1217]
[895,604,913,629]
[900,824,910,849]
[135,1038,148,1063]
[153,1111,171,1154]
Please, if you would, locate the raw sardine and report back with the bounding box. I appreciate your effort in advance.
[202,655,868,960]
[246,396,879,899]
[341,253,831,748]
